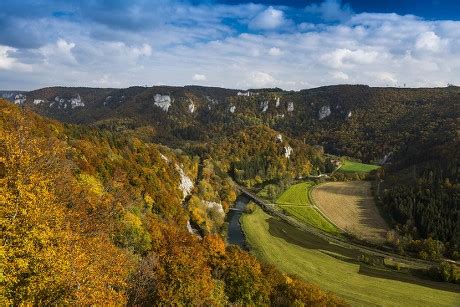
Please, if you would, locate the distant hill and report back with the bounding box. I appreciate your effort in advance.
[4,84,458,161]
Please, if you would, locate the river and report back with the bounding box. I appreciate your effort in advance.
[226,195,250,248]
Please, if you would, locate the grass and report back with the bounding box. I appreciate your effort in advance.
[339,160,380,173]
[275,182,338,233]
[241,207,460,306]
[276,182,312,205]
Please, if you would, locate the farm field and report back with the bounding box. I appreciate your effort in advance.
[311,181,389,243]
[241,207,460,306]
[339,160,380,173]
[275,182,338,233]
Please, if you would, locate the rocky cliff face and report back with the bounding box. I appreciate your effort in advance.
[2,84,458,164]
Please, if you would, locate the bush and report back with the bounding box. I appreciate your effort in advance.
[428,262,460,284]
[245,203,257,214]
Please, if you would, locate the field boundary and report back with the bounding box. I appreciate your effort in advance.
[237,184,439,269]
[307,183,347,233]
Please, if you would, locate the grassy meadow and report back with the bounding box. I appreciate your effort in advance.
[339,161,380,173]
[241,207,460,306]
[275,182,338,233]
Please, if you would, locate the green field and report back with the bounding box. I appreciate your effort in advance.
[241,207,460,306]
[275,182,338,233]
[339,161,380,173]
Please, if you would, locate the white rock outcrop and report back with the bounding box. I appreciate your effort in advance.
[188,100,196,113]
[275,97,280,108]
[347,111,352,118]
[70,95,84,109]
[319,105,331,120]
[186,220,201,238]
[103,96,112,106]
[276,134,283,142]
[284,145,293,159]
[261,101,269,113]
[287,102,294,112]
[203,200,225,216]
[379,152,393,165]
[160,153,169,162]
[154,94,172,112]
[206,96,218,104]
[175,164,194,200]
[230,105,236,113]
[14,94,26,105]
[33,99,44,105]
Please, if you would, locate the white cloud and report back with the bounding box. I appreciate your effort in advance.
[249,71,276,87]
[132,43,152,57]
[268,47,282,56]
[91,74,122,87]
[0,46,17,70]
[56,39,75,54]
[377,72,397,86]
[1,2,460,90]
[40,39,77,65]
[249,6,287,30]
[305,0,353,22]
[321,48,379,68]
[332,71,349,80]
[192,74,206,81]
[415,31,441,52]
[0,45,31,71]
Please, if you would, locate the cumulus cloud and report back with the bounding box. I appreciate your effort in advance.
[268,47,282,56]
[249,71,276,87]
[305,0,353,22]
[192,74,207,81]
[249,6,288,30]
[40,39,77,65]
[321,48,379,69]
[377,72,398,86]
[0,46,17,70]
[132,44,152,57]
[332,71,349,80]
[415,31,441,52]
[0,45,31,71]
[0,1,459,90]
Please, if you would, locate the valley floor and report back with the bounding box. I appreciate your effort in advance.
[241,207,460,306]
[311,181,389,243]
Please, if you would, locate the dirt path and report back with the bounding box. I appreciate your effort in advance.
[311,181,389,243]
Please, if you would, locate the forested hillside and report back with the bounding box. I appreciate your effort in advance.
[379,121,460,258]
[10,85,457,163]
[0,100,346,305]
[5,85,459,254]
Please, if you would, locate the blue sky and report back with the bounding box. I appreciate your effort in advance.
[0,0,459,90]
[217,1,460,20]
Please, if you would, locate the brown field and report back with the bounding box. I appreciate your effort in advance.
[311,181,389,243]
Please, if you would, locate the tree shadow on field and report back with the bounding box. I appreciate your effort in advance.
[266,216,460,293]
[352,198,389,241]
[358,266,460,293]
[267,216,363,259]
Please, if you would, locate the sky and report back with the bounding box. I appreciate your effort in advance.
[1,0,460,90]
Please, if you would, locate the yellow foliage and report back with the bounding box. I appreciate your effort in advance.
[0,104,132,304]
[78,173,104,196]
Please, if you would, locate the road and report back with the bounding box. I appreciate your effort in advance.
[236,184,450,269]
